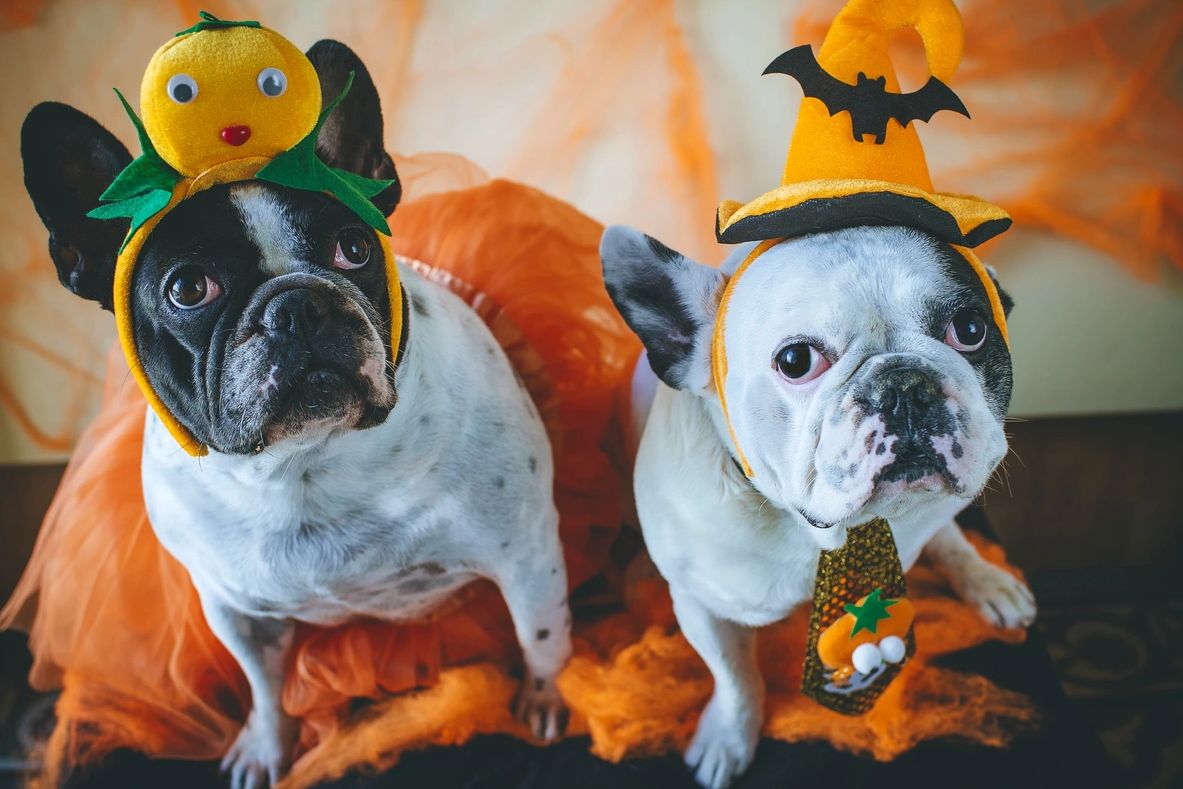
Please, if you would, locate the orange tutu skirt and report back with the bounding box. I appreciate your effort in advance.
[2,166,1037,788]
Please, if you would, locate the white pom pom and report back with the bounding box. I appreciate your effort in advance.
[852,642,883,675]
[880,635,906,663]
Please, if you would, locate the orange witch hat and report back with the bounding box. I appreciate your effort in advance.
[716,0,1012,250]
[711,0,1012,479]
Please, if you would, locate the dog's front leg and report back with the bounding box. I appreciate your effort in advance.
[200,594,296,789]
[494,515,573,741]
[924,521,1037,629]
[671,586,763,789]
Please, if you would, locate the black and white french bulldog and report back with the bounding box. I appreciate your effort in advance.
[601,225,1036,789]
[23,41,571,789]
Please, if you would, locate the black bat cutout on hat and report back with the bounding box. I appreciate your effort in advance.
[765,45,969,145]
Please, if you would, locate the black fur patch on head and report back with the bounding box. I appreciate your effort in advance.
[646,235,682,265]
[927,244,1015,417]
[602,226,725,392]
[606,265,700,386]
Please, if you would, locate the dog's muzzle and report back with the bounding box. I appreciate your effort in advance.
[260,287,330,342]
[864,364,955,485]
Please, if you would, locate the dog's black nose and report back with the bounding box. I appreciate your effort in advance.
[262,288,329,339]
[869,366,941,432]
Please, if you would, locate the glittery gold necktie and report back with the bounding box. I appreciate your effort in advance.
[802,518,915,715]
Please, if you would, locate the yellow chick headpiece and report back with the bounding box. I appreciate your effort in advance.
[712,0,1011,478]
[88,12,403,457]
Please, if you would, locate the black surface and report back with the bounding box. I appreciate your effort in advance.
[21,507,1125,788]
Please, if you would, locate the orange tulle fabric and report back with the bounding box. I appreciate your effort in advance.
[2,176,1034,786]
[560,533,1037,765]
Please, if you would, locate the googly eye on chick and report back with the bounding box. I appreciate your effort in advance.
[166,73,198,104]
[257,67,287,97]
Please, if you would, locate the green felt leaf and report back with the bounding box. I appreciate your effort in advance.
[256,71,394,235]
[88,188,173,251]
[322,168,393,233]
[333,166,396,198]
[255,138,324,190]
[99,89,180,202]
[175,11,261,37]
[85,89,179,249]
[844,587,898,637]
[258,155,392,235]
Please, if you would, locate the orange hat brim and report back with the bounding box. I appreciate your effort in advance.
[716,179,1011,249]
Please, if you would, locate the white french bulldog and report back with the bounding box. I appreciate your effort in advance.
[22,42,570,789]
[601,224,1036,789]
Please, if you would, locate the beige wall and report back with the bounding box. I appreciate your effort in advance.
[1,0,1179,463]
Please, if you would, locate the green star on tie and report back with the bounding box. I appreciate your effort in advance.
[844,587,897,637]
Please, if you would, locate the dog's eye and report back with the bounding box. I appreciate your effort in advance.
[166,74,198,104]
[167,268,222,309]
[257,67,287,98]
[774,343,830,384]
[945,309,988,352]
[333,229,371,270]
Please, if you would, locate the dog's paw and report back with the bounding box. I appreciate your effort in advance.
[220,713,294,789]
[685,695,759,789]
[954,559,1037,630]
[514,674,569,742]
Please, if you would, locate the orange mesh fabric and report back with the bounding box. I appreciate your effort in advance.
[559,531,1036,764]
[3,348,247,783]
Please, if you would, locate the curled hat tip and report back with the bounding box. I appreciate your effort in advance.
[818,0,965,84]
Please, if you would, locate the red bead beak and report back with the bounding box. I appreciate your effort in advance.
[220,125,251,146]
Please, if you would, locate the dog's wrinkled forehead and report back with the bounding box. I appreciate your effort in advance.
[140,181,364,278]
[725,228,984,351]
[232,184,308,275]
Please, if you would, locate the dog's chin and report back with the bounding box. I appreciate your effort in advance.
[791,460,962,545]
[260,368,391,448]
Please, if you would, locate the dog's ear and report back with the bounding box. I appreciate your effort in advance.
[306,39,401,217]
[985,264,1014,317]
[601,225,725,392]
[22,102,132,310]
